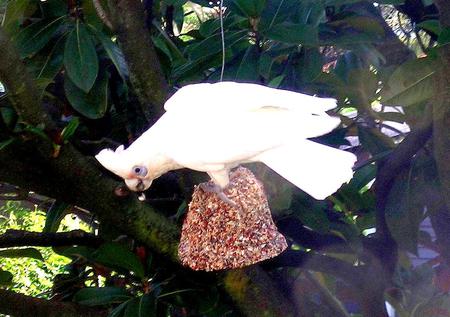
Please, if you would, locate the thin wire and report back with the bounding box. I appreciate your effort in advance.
[219,0,225,81]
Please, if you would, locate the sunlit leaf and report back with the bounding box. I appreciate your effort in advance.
[64,21,99,92]
[43,201,70,233]
[381,57,436,107]
[0,248,44,261]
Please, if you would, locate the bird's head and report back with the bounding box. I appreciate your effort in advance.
[95,145,154,192]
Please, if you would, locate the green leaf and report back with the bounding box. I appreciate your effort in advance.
[417,20,441,35]
[358,127,394,156]
[327,16,385,37]
[64,70,109,119]
[36,35,65,81]
[88,25,129,81]
[61,246,95,259]
[385,158,430,253]
[265,23,318,45]
[0,269,13,285]
[109,299,133,317]
[15,16,66,58]
[231,0,266,17]
[64,21,99,92]
[268,75,285,88]
[381,57,436,107]
[438,27,450,45]
[43,201,70,233]
[235,45,259,81]
[187,30,247,61]
[0,138,15,151]
[2,0,32,35]
[297,48,323,83]
[94,242,145,278]
[0,107,17,129]
[74,287,131,306]
[0,248,44,261]
[60,117,80,142]
[124,295,156,317]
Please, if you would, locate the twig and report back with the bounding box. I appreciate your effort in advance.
[0,229,103,248]
[92,0,113,30]
[219,0,225,81]
[0,288,107,317]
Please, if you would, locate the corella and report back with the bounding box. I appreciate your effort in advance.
[96,81,357,202]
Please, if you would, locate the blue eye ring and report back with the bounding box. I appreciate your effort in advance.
[132,166,147,177]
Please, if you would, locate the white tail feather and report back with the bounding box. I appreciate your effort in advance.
[257,140,357,200]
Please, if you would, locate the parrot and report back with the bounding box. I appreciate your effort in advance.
[95,81,357,203]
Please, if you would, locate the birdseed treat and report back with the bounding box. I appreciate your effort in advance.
[179,167,287,271]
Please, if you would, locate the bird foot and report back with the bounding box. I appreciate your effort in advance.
[198,182,237,207]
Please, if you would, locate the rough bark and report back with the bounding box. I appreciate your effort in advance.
[0,28,54,129]
[0,229,103,248]
[0,289,107,317]
[432,0,450,209]
[223,266,295,317]
[106,0,169,123]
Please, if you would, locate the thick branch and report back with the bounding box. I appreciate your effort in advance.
[107,0,168,123]
[223,266,295,317]
[432,0,450,209]
[0,229,103,248]
[0,289,106,317]
[0,27,53,129]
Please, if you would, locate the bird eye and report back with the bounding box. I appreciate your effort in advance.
[132,166,147,177]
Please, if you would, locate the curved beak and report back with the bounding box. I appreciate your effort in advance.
[125,178,152,192]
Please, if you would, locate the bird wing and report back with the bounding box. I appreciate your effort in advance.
[256,140,357,200]
[164,82,338,115]
[158,107,341,170]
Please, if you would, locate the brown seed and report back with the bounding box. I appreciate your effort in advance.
[178,167,287,271]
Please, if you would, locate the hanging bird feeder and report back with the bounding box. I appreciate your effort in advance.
[179,167,287,271]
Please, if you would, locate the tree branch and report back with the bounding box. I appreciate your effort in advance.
[0,229,103,248]
[0,27,53,129]
[0,289,107,317]
[106,0,169,123]
[432,0,450,209]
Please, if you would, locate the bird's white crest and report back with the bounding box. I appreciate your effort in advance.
[95,147,130,178]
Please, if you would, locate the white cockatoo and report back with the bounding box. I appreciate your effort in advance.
[96,82,357,201]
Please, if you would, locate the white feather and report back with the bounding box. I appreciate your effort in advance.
[96,82,357,198]
[256,140,357,200]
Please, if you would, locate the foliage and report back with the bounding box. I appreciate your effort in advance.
[0,201,70,296]
[0,0,449,316]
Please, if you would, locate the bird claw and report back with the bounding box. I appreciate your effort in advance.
[198,183,237,207]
